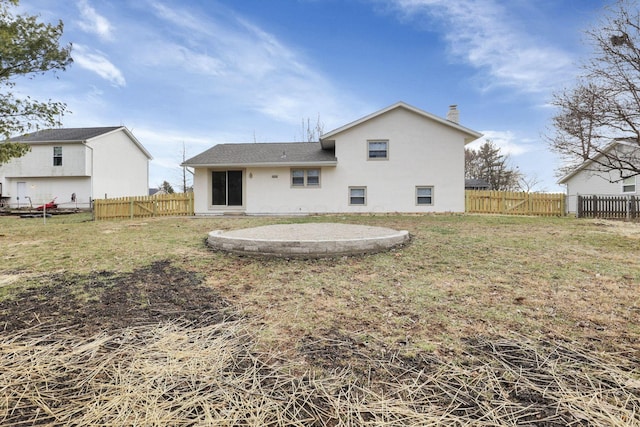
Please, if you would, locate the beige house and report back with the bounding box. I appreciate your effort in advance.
[559,140,639,214]
[0,127,152,208]
[183,102,482,215]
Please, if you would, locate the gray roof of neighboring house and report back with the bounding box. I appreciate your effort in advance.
[8,127,123,142]
[6,126,153,159]
[465,178,490,189]
[183,142,337,167]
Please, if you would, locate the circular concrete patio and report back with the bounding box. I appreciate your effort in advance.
[207,223,410,258]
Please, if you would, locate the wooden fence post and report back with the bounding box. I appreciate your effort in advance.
[577,195,583,218]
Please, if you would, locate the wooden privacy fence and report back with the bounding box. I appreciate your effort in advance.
[93,193,194,220]
[465,190,566,216]
[577,195,639,220]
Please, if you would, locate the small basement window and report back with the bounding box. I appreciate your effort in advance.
[349,187,366,205]
[416,186,433,205]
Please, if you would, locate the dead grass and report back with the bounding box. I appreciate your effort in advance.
[0,213,639,425]
[1,319,638,426]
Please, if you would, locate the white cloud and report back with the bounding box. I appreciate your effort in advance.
[469,130,534,156]
[76,0,113,41]
[137,42,226,76]
[148,1,217,37]
[132,128,224,151]
[73,44,126,87]
[142,1,365,127]
[381,0,574,93]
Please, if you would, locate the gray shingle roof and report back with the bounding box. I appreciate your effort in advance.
[465,178,490,189]
[183,142,337,166]
[8,127,122,142]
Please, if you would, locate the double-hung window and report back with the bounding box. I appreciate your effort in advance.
[53,146,62,166]
[291,169,320,187]
[622,176,636,193]
[416,186,434,205]
[367,140,388,160]
[349,187,366,205]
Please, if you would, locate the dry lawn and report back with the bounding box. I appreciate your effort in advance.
[0,213,639,425]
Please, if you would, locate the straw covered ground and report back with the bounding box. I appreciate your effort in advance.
[2,319,639,425]
[1,213,639,425]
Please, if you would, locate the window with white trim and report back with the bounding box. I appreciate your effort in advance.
[622,176,636,193]
[53,146,62,166]
[349,187,366,205]
[367,140,388,159]
[416,186,433,205]
[291,169,320,187]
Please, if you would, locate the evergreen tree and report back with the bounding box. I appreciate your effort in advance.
[465,140,520,191]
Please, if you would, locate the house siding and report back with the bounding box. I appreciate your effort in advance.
[0,128,150,207]
[192,106,473,215]
[2,143,89,178]
[564,170,638,214]
[327,107,466,213]
[88,131,149,199]
[3,177,91,207]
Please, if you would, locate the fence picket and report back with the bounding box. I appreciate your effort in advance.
[93,193,194,220]
[465,190,565,216]
[577,194,640,219]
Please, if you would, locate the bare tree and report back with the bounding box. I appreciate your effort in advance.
[180,142,193,192]
[517,173,544,193]
[299,114,324,142]
[548,0,640,180]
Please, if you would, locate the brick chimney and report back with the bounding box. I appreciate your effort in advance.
[446,104,459,123]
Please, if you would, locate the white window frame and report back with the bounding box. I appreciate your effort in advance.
[291,168,321,188]
[622,175,636,193]
[53,146,62,166]
[367,140,388,160]
[416,186,434,206]
[349,186,367,205]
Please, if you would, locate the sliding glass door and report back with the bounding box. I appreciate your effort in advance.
[212,170,243,206]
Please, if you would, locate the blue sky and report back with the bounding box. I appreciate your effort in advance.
[15,0,608,191]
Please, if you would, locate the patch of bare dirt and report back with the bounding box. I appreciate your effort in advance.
[593,219,640,238]
[1,260,639,425]
[0,260,236,335]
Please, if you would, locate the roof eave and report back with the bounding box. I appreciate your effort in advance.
[556,139,626,184]
[557,168,580,185]
[320,101,483,145]
[182,160,338,168]
[11,139,84,144]
[86,127,153,160]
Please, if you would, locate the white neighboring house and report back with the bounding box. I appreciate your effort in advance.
[558,140,639,214]
[183,102,482,215]
[0,127,152,208]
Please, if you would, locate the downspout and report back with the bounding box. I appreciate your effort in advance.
[85,142,94,212]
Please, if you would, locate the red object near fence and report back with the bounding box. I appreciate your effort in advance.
[36,198,57,211]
